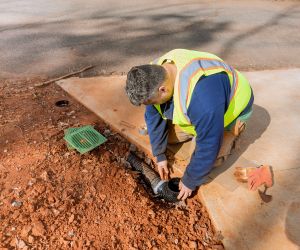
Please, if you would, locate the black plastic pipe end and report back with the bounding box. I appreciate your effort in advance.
[126,152,181,203]
[161,177,180,203]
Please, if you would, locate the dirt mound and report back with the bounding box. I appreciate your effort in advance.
[0,78,223,249]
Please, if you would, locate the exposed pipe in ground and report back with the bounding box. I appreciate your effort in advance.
[126,152,180,203]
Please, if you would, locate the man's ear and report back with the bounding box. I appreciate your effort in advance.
[158,85,166,94]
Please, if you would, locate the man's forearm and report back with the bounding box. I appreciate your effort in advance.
[181,136,221,190]
[182,108,224,190]
[145,105,169,162]
[183,106,224,190]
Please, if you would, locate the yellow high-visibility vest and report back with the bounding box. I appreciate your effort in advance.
[152,49,252,136]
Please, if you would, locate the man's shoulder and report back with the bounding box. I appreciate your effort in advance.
[188,73,229,113]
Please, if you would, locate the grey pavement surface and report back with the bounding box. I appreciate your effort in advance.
[0,0,300,78]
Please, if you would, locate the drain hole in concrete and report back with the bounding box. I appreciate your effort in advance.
[55,100,69,107]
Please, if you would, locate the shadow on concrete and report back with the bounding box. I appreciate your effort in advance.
[208,104,271,180]
[203,103,299,249]
[167,104,271,181]
[285,200,300,247]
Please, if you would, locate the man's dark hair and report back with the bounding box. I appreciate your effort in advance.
[125,64,166,106]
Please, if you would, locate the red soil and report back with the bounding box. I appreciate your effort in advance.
[0,78,223,249]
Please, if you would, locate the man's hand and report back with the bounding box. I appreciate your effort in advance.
[157,160,169,180]
[177,180,193,201]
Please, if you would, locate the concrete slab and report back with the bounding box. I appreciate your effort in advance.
[201,69,300,250]
[58,75,152,155]
[57,69,300,250]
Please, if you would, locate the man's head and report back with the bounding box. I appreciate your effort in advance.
[125,64,174,106]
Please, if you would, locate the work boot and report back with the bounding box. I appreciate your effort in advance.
[231,119,246,137]
[214,132,235,167]
[214,119,246,167]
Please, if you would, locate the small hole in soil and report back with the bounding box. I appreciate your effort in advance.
[168,178,180,192]
[55,100,69,107]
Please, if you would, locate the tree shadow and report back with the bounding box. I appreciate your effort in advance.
[219,3,300,60]
[0,3,231,77]
[1,2,299,78]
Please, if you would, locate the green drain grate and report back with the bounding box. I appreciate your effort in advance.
[64,125,107,154]
[64,127,80,149]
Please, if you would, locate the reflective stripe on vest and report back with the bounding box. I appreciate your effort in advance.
[151,49,251,135]
[178,58,238,124]
[151,58,159,65]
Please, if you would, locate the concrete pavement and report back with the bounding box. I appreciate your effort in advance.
[57,69,300,249]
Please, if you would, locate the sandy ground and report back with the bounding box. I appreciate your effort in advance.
[0,0,300,78]
[0,78,223,249]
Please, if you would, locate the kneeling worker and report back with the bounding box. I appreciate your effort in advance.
[125,49,254,200]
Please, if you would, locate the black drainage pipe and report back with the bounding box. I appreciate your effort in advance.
[126,152,180,203]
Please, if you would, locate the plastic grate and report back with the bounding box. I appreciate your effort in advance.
[64,127,81,149]
[64,125,107,154]
[65,127,80,135]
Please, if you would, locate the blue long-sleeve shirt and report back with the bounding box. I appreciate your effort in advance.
[145,72,254,190]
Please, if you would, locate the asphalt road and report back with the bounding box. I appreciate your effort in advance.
[0,0,300,78]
